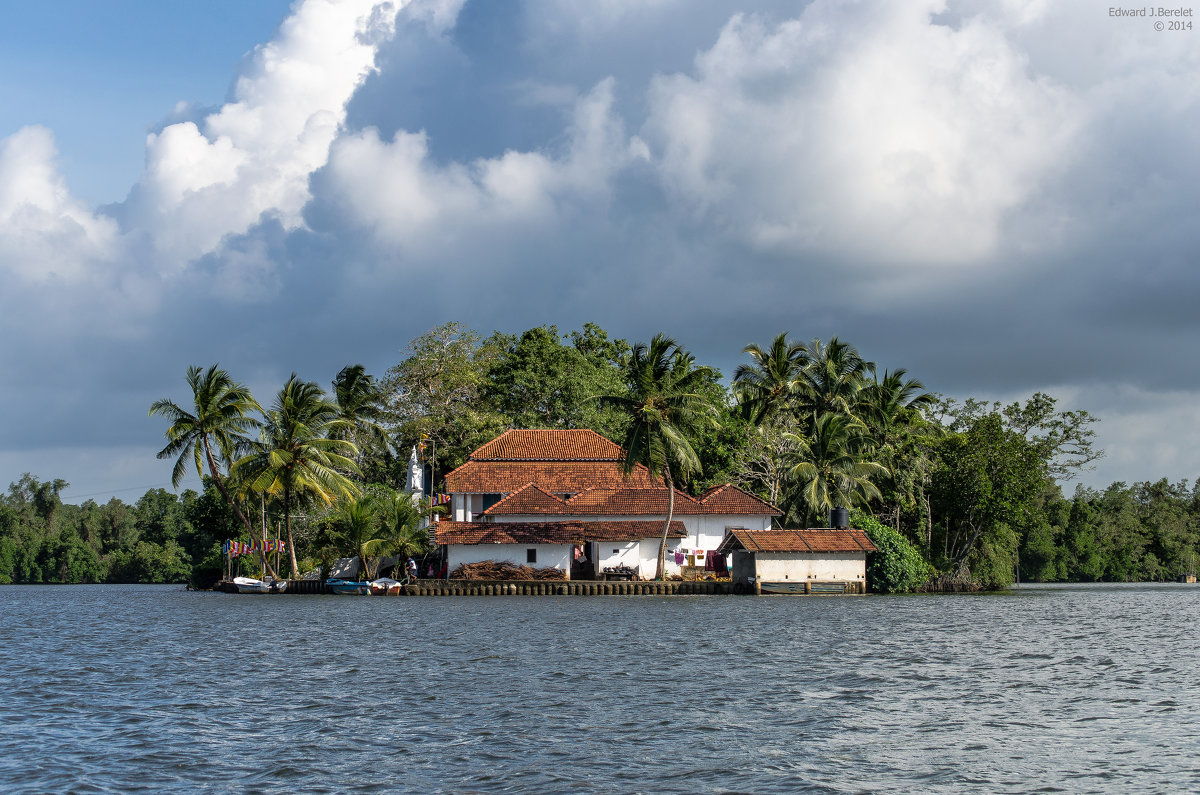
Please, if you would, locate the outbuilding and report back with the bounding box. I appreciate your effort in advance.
[716,528,877,594]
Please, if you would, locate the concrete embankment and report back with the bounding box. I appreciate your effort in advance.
[287,579,735,596]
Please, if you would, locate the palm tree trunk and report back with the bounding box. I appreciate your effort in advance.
[655,470,675,580]
[285,486,300,579]
[203,436,278,579]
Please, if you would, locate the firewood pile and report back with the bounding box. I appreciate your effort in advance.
[449,561,567,581]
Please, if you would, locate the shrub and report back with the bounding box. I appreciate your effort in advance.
[853,509,932,593]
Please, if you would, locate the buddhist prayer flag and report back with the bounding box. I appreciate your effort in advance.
[224,540,286,556]
[431,493,451,506]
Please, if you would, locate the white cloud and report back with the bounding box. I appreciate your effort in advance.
[0,126,120,284]
[642,2,1079,268]
[317,78,635,252]
[130,0,401,266]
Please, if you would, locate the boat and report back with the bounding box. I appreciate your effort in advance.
[758,581,848,595]
[326,578,370,595]
[369,578,400,595]
[758,580,809,595]
[233,576,269,594]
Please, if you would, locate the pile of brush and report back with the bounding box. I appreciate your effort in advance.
[449,560,567,581]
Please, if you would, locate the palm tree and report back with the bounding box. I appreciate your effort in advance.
[860,368,937,532]
[149,365,277,575]
[233,375,360,578]
[785,412,888,525]
[733,332,807,426]
[331,496,386,580]
[367,490,437,578]
[332,364,389,464]
[793,337,873,428]
[598,334,716,579]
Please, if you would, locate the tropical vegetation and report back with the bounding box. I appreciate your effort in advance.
[3,321,1198,591]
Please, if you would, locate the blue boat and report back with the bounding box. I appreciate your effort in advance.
[325,579,370,595]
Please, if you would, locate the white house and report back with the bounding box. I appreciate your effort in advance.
[436,429,781,579]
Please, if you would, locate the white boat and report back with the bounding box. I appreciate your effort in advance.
[233,576,269,594]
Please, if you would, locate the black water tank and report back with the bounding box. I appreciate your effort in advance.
[830,507,849,528]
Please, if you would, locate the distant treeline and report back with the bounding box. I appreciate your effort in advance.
[2,322,1197,588]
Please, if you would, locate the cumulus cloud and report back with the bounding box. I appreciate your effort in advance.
[124,0,401,267]
[4,0,1200,498]
[0,126,120,285]
[643,2,1079,269]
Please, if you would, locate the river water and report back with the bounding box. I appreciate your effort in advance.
[1,583,1197,793]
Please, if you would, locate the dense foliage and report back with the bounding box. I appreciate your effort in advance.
[4,322,1198,588]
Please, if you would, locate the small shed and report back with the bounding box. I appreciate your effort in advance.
[716,528,877,595]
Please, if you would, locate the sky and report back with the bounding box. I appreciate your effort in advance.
[1,0,1198,504]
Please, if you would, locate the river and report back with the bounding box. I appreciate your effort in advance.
[1,583,1197,793]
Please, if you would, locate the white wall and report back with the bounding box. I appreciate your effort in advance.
[753,552,866,583]
[446,543,573,576]
[496,513,772,554]
[638,538,684,579]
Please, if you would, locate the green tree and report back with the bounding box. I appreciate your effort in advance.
[233,375,360,577]
[785,413,888,525]
[382,322,508,481]
[598,334,716,579]
[485,325,631,441]
[733,332,806,426]
[332,364,390,468]
[148,365,272,574]
[930,414,1045,588]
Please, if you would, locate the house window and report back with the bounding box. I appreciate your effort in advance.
[482,493,503,511]
[527,548,537,563]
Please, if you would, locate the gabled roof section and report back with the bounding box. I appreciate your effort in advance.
[564,487,705,515]
[470,429,626,461]
[716,528,877,554]
[444,461,659,494]
[697,484,783,517]
[435,519,686,545]
[481,483,567,515]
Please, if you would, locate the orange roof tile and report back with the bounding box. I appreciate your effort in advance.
[435,520,685,545]
[481,483,567,515]
[717,528,877,554]
[444,460,659,494]
[470,429,627,461]
[697,484,782,516]
[564,487,704,515]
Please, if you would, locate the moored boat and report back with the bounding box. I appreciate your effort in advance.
[326,578,370,595]
[233,576,269,594]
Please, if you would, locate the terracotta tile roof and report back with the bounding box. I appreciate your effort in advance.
[435,520,685,545]
[697,484,782,516]
[444,461,659,494]
[480,483,568,515]
[469,429,627,461]
[716,528,877,554]
[564,487,705,515]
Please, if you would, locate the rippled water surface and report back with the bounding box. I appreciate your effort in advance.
[1,583,1198,793]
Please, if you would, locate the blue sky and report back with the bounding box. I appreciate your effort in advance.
[2,0,1199,503]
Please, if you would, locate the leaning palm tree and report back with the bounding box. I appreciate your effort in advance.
[597,334,716,579]
[733,332,807,426]
[149,365,278,576]
[233,375,360,578]
[785,412,888,525]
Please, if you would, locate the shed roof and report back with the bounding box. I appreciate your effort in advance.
[716,528,877,554]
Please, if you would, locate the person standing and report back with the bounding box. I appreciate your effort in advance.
[406,557,419,583]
